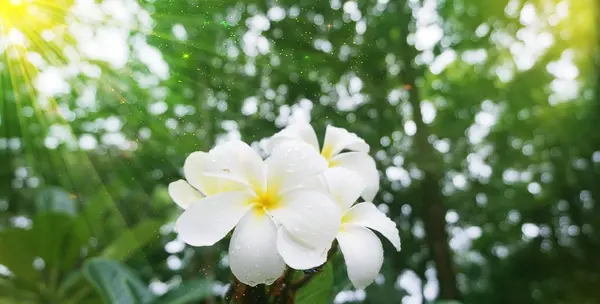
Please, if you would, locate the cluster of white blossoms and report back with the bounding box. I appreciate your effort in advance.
[168,122,401,289]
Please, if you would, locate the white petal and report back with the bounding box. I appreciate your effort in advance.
[321,125,369,158]
[183,151,219,196]
[168,180,204,209]
[276,228,329,270]
[270,189,341,251]
[299,173,328,193]
[229,209,286,286]
[322,167,365,211]
[266,140,328,194]
[330,152,379,201]
[337,225,384,289]
[344,202,401,251]
[176,191,253,246]
[267,122,320,153]
[204,140,266,190]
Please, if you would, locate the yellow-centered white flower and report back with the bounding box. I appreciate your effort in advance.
[323,167,401,290]
[267,122,379,201]
[170,140,341,286]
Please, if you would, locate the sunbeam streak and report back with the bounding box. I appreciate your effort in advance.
[0,0,71,35]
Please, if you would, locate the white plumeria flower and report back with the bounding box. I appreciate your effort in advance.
[267,122,379,201]
[168,151,244,209]
[323,167,401,289]
[169,140,341,286]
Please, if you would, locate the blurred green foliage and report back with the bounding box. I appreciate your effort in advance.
[1,0,600,303]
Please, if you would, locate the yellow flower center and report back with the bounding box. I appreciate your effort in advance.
[339,213,355,232]
[252,186,280,215]
[256,192,279,209]
[321,144,338,167]
[341,213,354,224]
[321,144,334,160]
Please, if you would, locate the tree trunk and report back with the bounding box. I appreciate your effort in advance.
[396,0,462,300]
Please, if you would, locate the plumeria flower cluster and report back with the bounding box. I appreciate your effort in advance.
[169,122,400,289]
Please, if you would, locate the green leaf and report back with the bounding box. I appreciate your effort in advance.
[330,252,352,294]
[57,270,83,296]
[0,277,39,302]
[100,220,161,262]
[0,228,38,281]
[155,279,211,304]
[33,213,82,271]
[81,258,154,304]
[35,187,77,216]
[295,263,334,304]
[435,301,463,304]
[70,192,116,251]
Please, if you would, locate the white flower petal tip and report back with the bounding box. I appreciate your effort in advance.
[267,122,320,153]
[337,225,384,290]
[183,151,216,196]
[330,152,379,202]
[168,180,204,210]
[322,125,370,158]
[344,202,401,251]
[204,140,266,187]
[322,167,365,210]
[229,210,286,286]
[269,140,328,174]
[276,228,329,270]
[175,191,253,247]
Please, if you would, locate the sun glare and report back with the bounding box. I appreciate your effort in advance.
[0,0,71,36]
[0,0,73,98]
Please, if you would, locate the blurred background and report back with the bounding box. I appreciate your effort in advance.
[1,0,599,303]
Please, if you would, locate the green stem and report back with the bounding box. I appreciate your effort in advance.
[48,268,59,293]
[68,286,91,304]
[275,269,295,304]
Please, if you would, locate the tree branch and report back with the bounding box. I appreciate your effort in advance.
[395,0,462,300]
